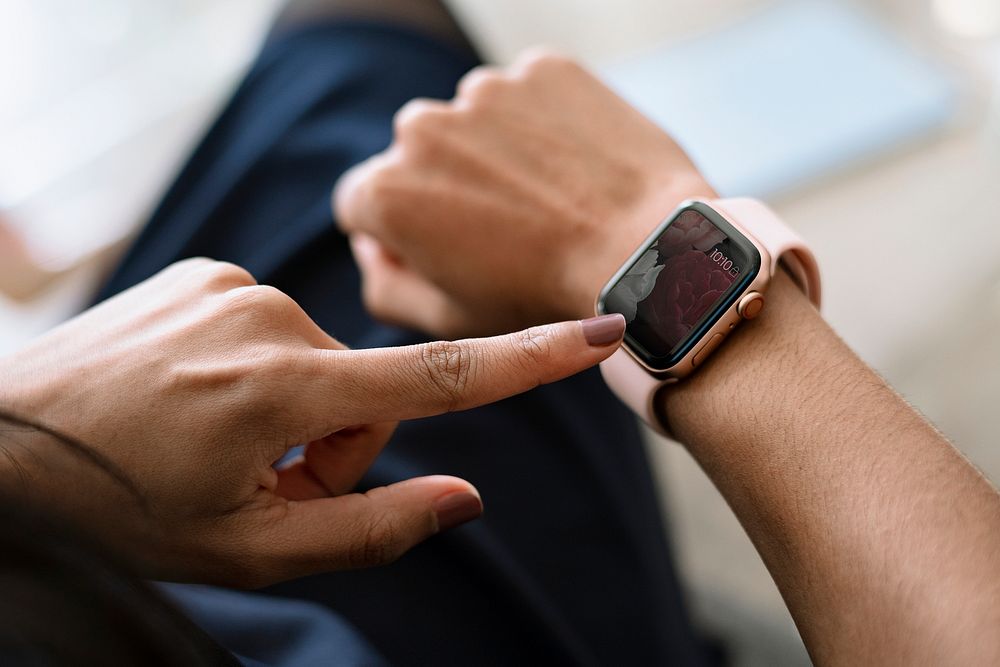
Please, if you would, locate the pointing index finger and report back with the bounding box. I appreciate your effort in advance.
[314,315,624,427]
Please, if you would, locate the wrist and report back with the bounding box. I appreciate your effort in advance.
[659,269,841,453]
[562,171,717,320]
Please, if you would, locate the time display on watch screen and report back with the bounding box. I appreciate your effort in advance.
[599,203,760,370]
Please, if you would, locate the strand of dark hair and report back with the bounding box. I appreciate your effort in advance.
[0,407,149,511]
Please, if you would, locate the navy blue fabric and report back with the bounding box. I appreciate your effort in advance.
[162,585,387,667]
[96,21,711,667]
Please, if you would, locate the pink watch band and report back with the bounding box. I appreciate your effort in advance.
[713,198,821,307]
[599,198,821,437]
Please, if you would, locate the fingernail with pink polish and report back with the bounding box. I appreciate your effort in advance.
[581,314,626,347]
[433,491,483,532]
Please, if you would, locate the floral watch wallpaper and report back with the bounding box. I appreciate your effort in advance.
[604,210,746,359]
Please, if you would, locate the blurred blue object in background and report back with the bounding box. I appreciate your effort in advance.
[603,0,957,197]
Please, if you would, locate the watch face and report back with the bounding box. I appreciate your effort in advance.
[598,202,761,371]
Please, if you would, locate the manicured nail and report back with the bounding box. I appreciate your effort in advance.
[581,313,626,347]
[433,491,483,532]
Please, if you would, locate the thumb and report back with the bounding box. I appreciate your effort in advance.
[249,476,482,582]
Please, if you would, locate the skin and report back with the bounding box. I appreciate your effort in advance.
[334,50,711,337]
[0,257,625,588]
[335,50,1000,665]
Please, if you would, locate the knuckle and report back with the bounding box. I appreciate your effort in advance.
[457,67,507,102]
[347,511,401,568]
[393,98,449,139]
[516,48,577,76]
[514,325,555,367]
[419,340,473,408]
[364,166,398,203]
[249,283,286,301]
[356,164,409,231]
[334,166,363,225]
[223,284,295,318]
[195,260,257,291]
[335,153,403,227]
[249,285,296,313]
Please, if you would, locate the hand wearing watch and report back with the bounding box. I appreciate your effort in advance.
[596,198,821,435]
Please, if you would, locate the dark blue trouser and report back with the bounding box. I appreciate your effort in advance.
[95,21,710,667]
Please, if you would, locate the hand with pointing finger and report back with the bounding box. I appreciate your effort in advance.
[0,258,626,587]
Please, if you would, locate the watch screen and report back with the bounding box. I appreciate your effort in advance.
[600,204,760,370]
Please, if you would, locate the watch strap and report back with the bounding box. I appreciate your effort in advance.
[711,198,821,307]
[599,197,820,438]
[600,346,668,434]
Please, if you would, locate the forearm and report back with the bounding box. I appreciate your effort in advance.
[662,271,1000,664]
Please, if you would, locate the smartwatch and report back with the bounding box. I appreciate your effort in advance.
[595,198,821,435]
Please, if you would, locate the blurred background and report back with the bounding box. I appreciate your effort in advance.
[1,0,998,663]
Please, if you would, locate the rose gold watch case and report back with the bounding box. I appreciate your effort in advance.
[596,199,779,381]
[596,197,821,435]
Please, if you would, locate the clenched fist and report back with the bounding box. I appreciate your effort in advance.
[335,49,715,337]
